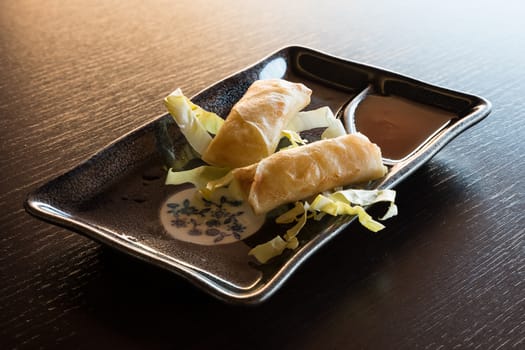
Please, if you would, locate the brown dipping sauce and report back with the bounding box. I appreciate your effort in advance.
[354,95,456,160]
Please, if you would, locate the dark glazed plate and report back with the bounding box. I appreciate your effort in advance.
[24,46,491,304]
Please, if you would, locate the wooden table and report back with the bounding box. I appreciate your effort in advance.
[1,0,524,348]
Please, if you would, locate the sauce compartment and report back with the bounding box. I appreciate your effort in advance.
[344,79,479,164]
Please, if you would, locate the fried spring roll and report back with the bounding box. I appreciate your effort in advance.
[201,79,311,168]
[232,133,387,215]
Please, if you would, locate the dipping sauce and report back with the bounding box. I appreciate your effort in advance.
[354,95,456,160]
[160,187,265,245]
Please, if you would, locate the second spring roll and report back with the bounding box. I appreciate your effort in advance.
[201,79,311,168]
[232,133,387,215]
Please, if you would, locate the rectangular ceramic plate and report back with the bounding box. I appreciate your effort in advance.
[25,46,491,304]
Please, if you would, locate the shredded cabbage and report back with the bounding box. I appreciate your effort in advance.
[280,129,308,149]
[187,100,224,135]
[310,189,397,231]
[310,194,385,232]
[275,201,307,224]
[249,189,397,263]
[165,166,230,191]
[164,89,223,154]
[276,202,308,241]
[329,189,398,221]
[286,106,347,139]
[248,236,288,264]
[329,189,396,207]
[204,171,246,201]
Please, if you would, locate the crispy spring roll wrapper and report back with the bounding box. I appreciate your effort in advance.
[201,79,311,168]
[232,133,387,215]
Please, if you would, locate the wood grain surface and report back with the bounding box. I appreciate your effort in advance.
[1,0,524,349]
